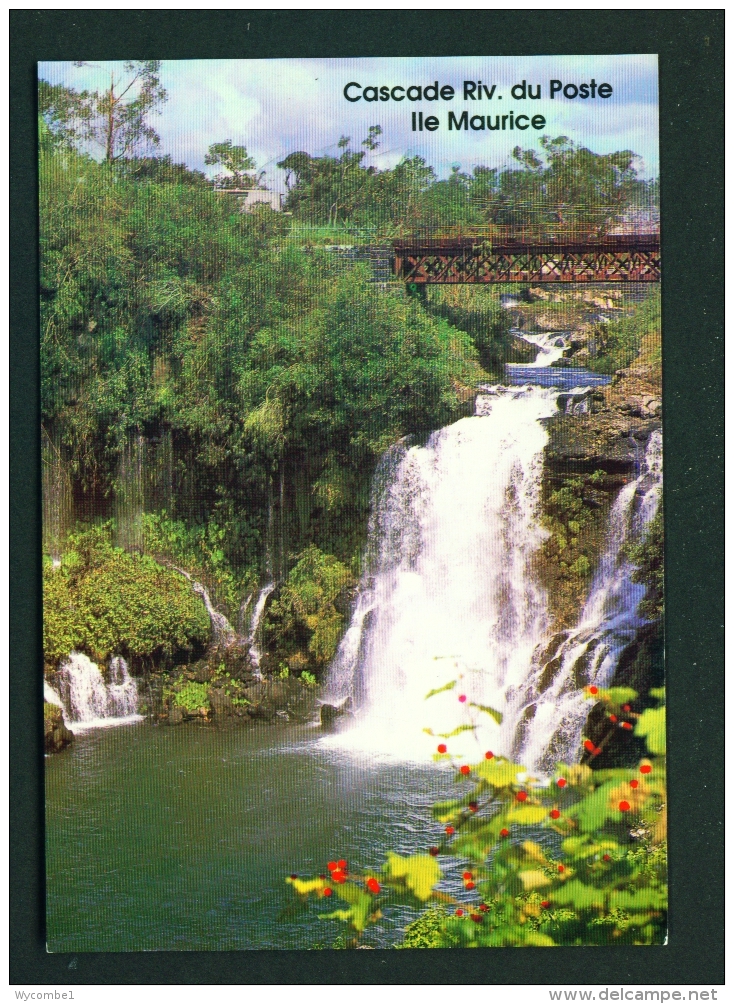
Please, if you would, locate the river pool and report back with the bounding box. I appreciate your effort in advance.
[45,718,464,951]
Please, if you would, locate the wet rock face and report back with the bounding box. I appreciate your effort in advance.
[545,411,660,475]
[241,678,318,723]
[44,702,73,753]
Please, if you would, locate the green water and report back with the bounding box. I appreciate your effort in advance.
[45,719,461,951]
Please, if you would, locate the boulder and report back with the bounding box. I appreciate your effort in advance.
[209,688,233,717]
[168,703,185,725]
[44,703,73,754]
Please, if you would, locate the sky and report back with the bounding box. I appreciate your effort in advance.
[39,56,659,192]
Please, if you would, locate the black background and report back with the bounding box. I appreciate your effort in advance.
[10,9,724,986]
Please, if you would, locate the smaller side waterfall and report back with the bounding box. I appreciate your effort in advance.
[55,652,142,732]
[248,584,275,678]
[515,330,568,368]
[514,430,663,771]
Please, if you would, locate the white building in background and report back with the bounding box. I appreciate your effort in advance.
[215,189,283,211]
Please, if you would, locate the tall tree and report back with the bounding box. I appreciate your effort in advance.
[41,61,167,162]
[205,141,260,189]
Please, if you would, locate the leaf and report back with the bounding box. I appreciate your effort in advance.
[519,870,552,891]
[506,805,548,826]
[566,780,622,832]
[424,724,476,739]
[601,686,638,706]
[425,680,456,700]
[649,687,666,703]
[384,853,441,902]
[635,707,666,754]
[334,883,374,931]
[469,702,503,725]
[549,880,606,909]
[431,797,466,821]
[609,887,667,911]
[474,758,525,787]
[287,876,326,896]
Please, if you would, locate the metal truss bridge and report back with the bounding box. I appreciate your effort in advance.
[393,233,660,284]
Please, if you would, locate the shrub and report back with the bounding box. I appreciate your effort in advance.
[173,681,210,712]
[43,524,210,668]
[265,546,355,673]
[286,688,667,947]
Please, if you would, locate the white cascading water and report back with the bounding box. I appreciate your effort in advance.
[322,388,662,772]
[515,330,568,368]
[513,430,662,772]
[54,652,142,732]
[248,583,275,679]
[321,385,558,763]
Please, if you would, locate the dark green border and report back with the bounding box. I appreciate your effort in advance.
[11,10,724,985]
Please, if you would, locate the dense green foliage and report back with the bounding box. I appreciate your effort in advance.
[43,524,210,669]
[280,133,657,235]
[40,142,480,590]
[588,290,662,374]
[288,688,667,947]
[626,509,665,620]
[264,546,355,674]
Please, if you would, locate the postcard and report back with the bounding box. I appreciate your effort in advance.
[40,55,664,951]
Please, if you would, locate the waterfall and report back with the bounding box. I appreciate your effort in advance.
[55,652,142,732]
[321,385,558,762]
[321,387,662,771]
[515,330,568,368]
[513,430,662,772]
[44,680,65,710]
[248,584,275,678]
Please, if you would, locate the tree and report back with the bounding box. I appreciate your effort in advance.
[40,61,167,162]
[205,140,260,189]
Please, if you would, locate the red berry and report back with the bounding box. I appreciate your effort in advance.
[445,825,455,835]
[584,739,595,752]
[471,914,483,923]
[462,871,473,880]
[366,878,381,894]
[550,809,560,820]
[540,900,550,909]
[485,751,494,759]
[458,694,467,703]
[622,704,631,712]
[437,743,447,754]
[557,778,567,788]
[429,846,440,856]
[516,791,528,802]
[455,909,464,917]
[629,779,639,789]
[609,714,618,723]
[619,800,631,812]
[327,861,337,871]
[640,764,652,775]
[588,686,599,695]
[621,722,633,730]
[466,881,476,890]
[319,874,326,880]
[500,828,510,837]
[468,801,478,812]
[603,854,611,862]
[323,887,333,897]
[460,765,471,775]
[331,870,347,884]
[593,747,602,756]
[479,904,488,912]
[290,874,298,880]
[557,864,565,873]
[337,859,347,869]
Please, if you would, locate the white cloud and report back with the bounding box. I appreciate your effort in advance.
[39,55,659,190]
